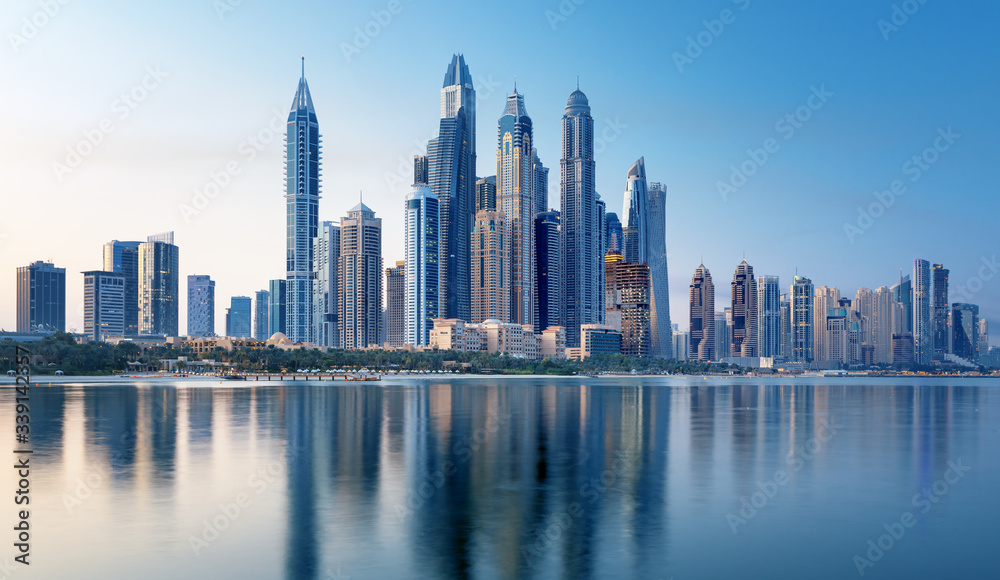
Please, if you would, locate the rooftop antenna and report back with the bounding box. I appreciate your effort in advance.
[513,75,517,92]
[577,76,580,90]
[301,56,305,78]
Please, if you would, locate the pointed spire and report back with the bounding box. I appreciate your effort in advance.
[301,56,305,79]
[513,75,517,93]
[577,76,580,90]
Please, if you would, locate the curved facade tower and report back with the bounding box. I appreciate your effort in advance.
[647,182,672,359]
[428,54,475,322]
[559,87,599,348]
[622,157,648,264]
[285,59,321,343]
[689,264,715,361]
[497,89,535,325]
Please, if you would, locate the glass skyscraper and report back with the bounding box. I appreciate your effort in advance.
[932,264,949,357]
[791,275,815,363]
[647,181,672,359]
[497,88,535,326]
[138,233,178,336]
[913,259,932,365]
[560,86,600,348]
[285,59,321,344]
[254,289,269,341]
[428,54,475,322]
[226,296,252,338]
[187,275,215,337]
[951,303,979,362]
[83,270,124,341]
[268,279,286,337]
[757,275,781,359]
[103,240,141,335]
[404,184,439,346]
[622,158,648,265]
[534,210,560,333]
[16,261,65,333]
[313,221,340,347]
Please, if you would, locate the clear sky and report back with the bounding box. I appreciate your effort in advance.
[1,0,997,341]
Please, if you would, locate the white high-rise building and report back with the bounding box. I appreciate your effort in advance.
[83,271,125,342]
[813,286,840,362]
[913,259,933,365]
[313,221,340,348]
[339,203,382,350]
[404,184,439,346]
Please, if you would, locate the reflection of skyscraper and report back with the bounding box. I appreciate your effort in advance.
[103,240,141,334]
[497,89,535,326]
[16,260,66,332]
[791,276,815,363]
[913,259,932,365]
[689,264,715,361]
[138,232,179,336]
[429,54,476,322]
[284,60,321,344]
[932,264,949,358]
[187,275,215,337]
[560,86,600,348]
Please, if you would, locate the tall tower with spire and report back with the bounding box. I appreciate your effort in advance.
[427,54,476,322]
[622,157,648,264]
[285,58,321,343]
[560,85,599,347]
[497,88,535,326]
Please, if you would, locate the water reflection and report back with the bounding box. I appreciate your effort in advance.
[5,379,997,579]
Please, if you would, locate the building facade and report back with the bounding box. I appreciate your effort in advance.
[226,296,252,338]
[83,270,124,342]
[386,261,406,348]
[560,87,600,348]
[497,89,535,326]
[932,264,949,358]
[285,60,321,344]
[428,54,475,323]
[872,286,893,364]
[254,290,269,341]
[731,260,758,357]
[339,203,383,349]
[476,175,496,213]
[791,276,815,363]
[689,264,715,361]
[534,210,560,333]
[471,210,509,323]
[404,184,440,346]
[313,221,340,348]
[757,275,780,359]
[622,158,648,264]
[951,303,979,362]
[103,240,141,335]
[913,259,932,365]
[187,275,215,337]
[647,181,672,359]
[16,261,65,333]
[606,257,652,357]
[268,279,286,337]
[138,233,179,336]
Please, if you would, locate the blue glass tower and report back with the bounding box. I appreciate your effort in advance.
[428,54,475,322]
[285,58,321,343]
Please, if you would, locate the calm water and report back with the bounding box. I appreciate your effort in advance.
[1,376,998,579]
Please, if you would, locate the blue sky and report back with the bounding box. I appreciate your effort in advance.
[1,0,997,339]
